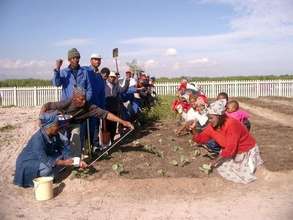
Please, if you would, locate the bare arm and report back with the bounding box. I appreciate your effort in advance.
[106,112,134,130]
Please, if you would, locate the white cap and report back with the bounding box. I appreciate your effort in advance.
[90,53,102,59]
[109,71,117,78]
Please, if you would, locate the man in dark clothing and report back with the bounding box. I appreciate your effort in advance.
[105,71,130,141]
[81,54,105,152]
[40,87,134,156]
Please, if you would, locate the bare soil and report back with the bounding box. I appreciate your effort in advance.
[1,97,293,220]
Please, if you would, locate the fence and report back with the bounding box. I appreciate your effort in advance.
[0,80,293,107]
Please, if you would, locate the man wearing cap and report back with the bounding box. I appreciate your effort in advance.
[14,112,87,188]
[105,71,130,141]
[52,48,92,101]
[81,54,105,152]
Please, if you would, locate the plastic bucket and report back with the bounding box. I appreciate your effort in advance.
[33,176,54,201]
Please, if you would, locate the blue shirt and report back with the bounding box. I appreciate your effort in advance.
[85,66,105,108]
[52,65,92,101]
[13,129,65,187]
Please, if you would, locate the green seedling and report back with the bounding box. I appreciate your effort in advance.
[133,140,140,146]
[112,163,124,175]
[180,155,190,167]
[193,149,201,157]
[158,138,162,144]
[70,167,97,179]
[144,145,164,158]
[170,160,178,166]
[157,169,166,176]
[199,163,212,175]
[145,162,151,167]
[172,145,183,152]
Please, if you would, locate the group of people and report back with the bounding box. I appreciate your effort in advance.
[172,79,263,184]
[13,49,263,187]
[14,48,156,187]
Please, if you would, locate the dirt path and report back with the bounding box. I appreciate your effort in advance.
[1,169,293,220]
[259,97,293,108]
[239,101,293,128]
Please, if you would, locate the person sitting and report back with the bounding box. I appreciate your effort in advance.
[226,100,251,131]
[13,112,87,188]
[192,99,263,184]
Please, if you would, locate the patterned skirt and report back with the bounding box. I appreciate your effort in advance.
[217,145,263,184]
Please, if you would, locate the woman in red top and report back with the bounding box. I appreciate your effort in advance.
[192,99,263,184]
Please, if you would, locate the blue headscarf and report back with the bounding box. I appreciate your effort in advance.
[39,111,59,128]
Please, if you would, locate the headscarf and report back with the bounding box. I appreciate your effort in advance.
[207,99,227,115]
[39,111,59,128]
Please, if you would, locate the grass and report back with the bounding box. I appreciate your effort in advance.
[138,95,176,124]
[0,124,16,132]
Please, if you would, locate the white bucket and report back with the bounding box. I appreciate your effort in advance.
[33,176,54,201]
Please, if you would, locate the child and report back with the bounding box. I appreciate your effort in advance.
[226,100,251,131]
[216,92,228,103]
[175,95,208,136]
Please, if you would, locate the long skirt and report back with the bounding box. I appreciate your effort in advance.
[217,145,263,184]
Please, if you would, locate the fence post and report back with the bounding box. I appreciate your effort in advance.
[34,87,37,106]
[278,79,282,96]
[167,83,171,95]
[212,83,215,98]
[13,87,17,106]
[55,87,58,101]
[256,80,260,97]
[234,81,238,97]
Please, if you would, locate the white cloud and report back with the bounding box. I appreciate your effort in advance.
[0,59,51,69]
[144,59,156,68]
[188,57,209,64]
[120,0,293,77]
[53,38,95,47]
[0,59,53,79]
[165,48,177,56]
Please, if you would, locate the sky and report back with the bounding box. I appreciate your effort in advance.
[0,0,293,79]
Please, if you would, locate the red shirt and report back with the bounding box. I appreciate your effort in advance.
[193,117,256,158]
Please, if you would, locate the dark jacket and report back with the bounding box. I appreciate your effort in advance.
[40,99,108,124]
[85,66,105,108]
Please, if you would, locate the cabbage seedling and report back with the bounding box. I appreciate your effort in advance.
[180,155,190,167]
[112,163,124,175]
[157,169,166,176]
[170,160,178,166]
[199,163,212,174]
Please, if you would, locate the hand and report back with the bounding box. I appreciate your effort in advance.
[79,161,88,169]
[122,120,134,130]
[56,59,63,70]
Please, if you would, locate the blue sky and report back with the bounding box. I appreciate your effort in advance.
[0,0,293,79]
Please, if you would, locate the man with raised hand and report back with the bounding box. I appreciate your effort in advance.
[52,48,92,101]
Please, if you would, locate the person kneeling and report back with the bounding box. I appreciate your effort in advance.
[13,112,87,188]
